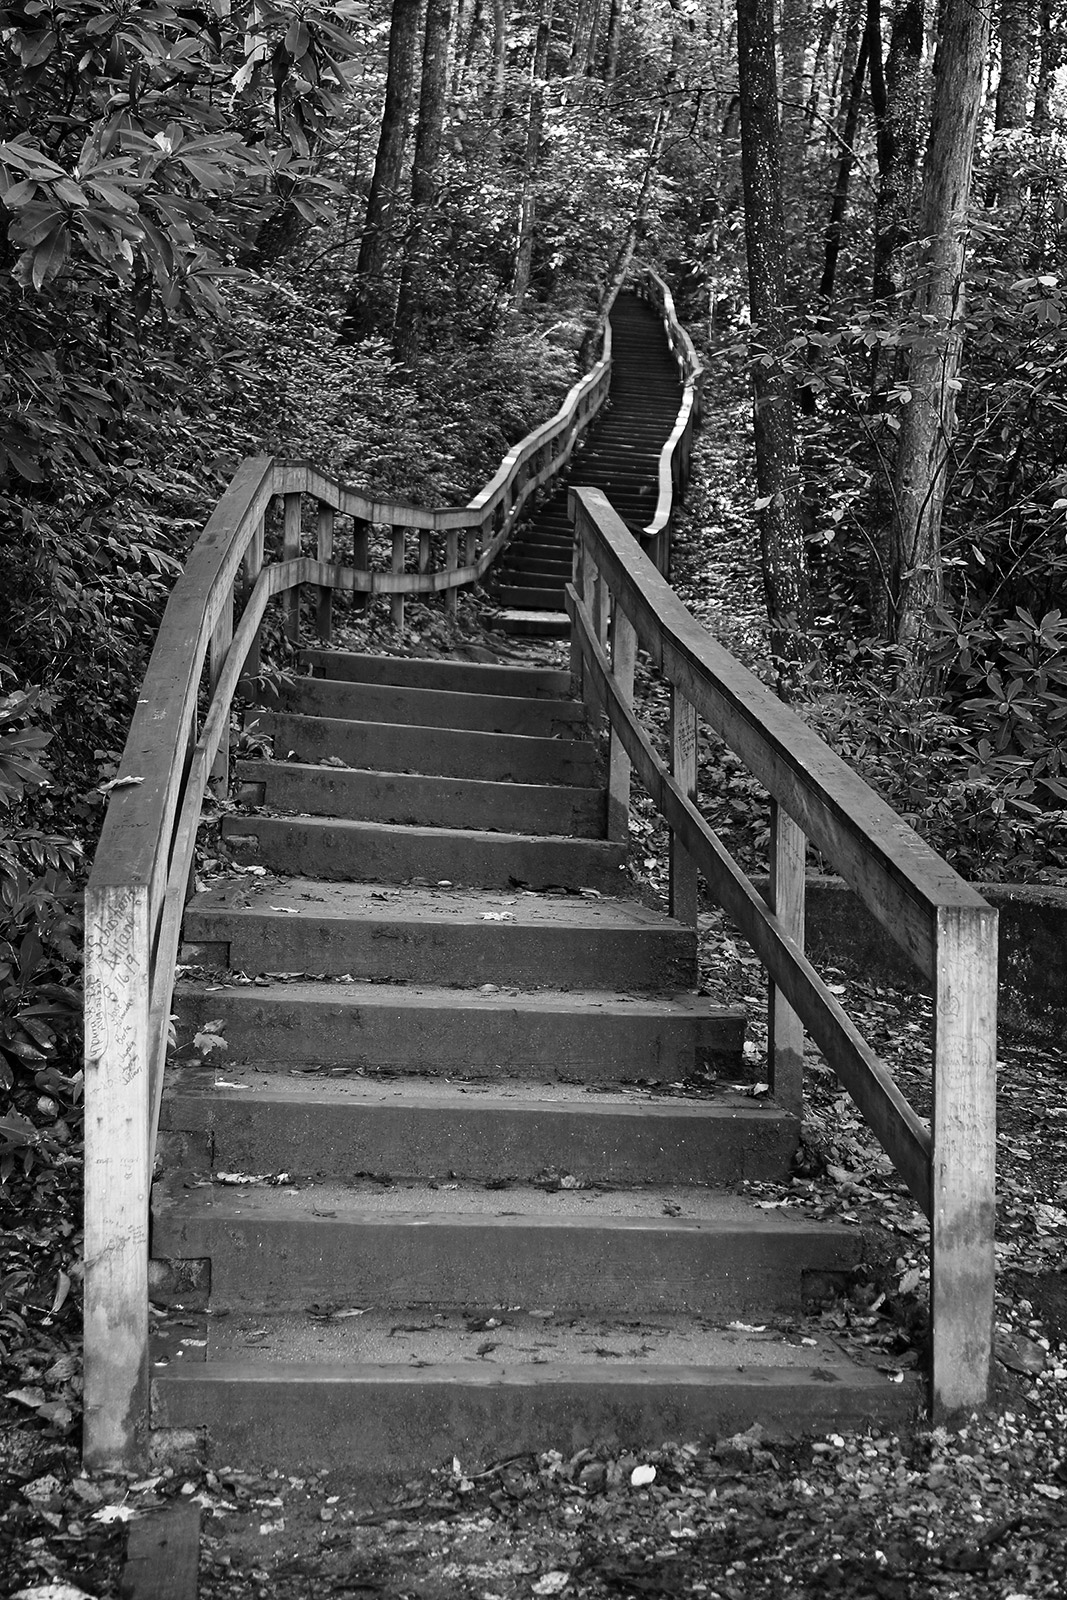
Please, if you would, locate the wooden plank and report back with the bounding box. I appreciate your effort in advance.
[570,488,988,980]
[282,491,302,641]
[316,501,334,642]
[83,883,151,1470]
[122,1503,200,1600]
[445,529,459,615]
[239,513,265,690]
[207,587,232,794]
[353,515,370,614]
[669,688,699,926]
[607,606,636,842]
[768,801,805,1119]
[931,904,998,1417]
[568,585,932,1208]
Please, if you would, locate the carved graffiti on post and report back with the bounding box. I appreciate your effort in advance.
[674,706,697,772]
[85,890,144,1086]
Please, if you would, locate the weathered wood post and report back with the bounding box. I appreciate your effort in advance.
[931,904,998,1417]
[83,884,152,1469]
[316,501,334,643]
[445,529,459,616]
[669,688,699,925]
[390,525,405,629]
[208,589,232,794]
[239,511,265,693]
[767,801,805,1118]
[607,602,636,841]
[353,515,371,613]
[282,492,302,642]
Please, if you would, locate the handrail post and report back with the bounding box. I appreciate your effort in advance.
[669,687,699,925]
[931,904,998,1418]
[83,883,151,1470]
[282,491,302,642]
[570,525,587,691]
[767,801,805,1118]
[354,515,371,613]
[445,529,459,615]
[391,525,405,629]
[316,501,334,643]
[607,602,636,841]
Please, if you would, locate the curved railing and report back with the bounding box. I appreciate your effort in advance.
[565,485,997,1425]
[81,324,614,1469]
[631,263,705,573]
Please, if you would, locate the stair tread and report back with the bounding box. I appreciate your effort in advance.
[158,1178,856,1237]
[156,1308,872,1372]
[299,651,571,697]
[186,877,686,932]
[225,815,622,854]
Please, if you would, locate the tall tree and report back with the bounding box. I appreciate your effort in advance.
[888,0,991,678]
[870,0,925,305]
[819,0,868,299]
[987,0,1033,205]
[342,0,421,340]
[736,0,809,666]
[779,0,813,242]
[511,0,557,312]
[603,0,625,86]
[394,0,454,362]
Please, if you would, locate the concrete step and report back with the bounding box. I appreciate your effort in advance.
[234,761,606,837]
[263,678,585,738]
[180,880,698,990]
[223,814,627,892]
[299,651,571,699]
[151,1309,919,1479]
[248,712,597,785]
[151,1180,862,1317]
[160,1072,794,1186]
[172,980,745,1082]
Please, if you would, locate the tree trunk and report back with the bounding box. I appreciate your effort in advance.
[779,0,812,242]
[889,0,991,681]
[870,0,925,304]
[603,0,624,85]
[394,0,454,363]
[736,0,809,669]
[487,0,508,147]
[511,0,556,312]
[1033,0,1061,130]
[986,0,1033,204]
[804,2,839,134]
[342,0,421,341]
[818,22,869,298]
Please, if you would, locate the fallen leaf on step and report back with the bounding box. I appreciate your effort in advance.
[481,912,515,921]
[532,1573,571,1596]
[98,775,143,793]
[269,906,298,914]
[995,1332,1047,1376]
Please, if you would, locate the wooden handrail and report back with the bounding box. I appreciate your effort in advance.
[567,484,997,1422]
[631,264,705,569]
[82,319,614,1471]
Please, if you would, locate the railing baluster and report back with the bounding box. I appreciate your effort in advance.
[239,512,265,692]
[669,686,699,925]
[445,529,459,615]
[391,525,405,629]
[282,491,301,642]
[931,905,997,1419]
[316,501,334,643]
[418,528,431,576]
[353,515,371,613]
[767,801,805,1119]
[607,601,636,842]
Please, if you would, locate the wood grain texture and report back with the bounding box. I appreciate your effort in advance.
[83,883,151,1470]
[669,688,699,926]
[768,801,805,1118]
[122,1503,200,1600]
[316,501,334,642]
[608,607,637,842]
[931,904,998,1417]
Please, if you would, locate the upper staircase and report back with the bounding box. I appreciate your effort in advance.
[82,268,997,1484]
[493,292,684,636]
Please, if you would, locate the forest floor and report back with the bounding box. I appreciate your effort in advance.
[3,381,1067,1600]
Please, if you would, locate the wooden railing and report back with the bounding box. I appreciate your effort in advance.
[82,330,614,1469]
[630,263,705,573]
[566,485,997,1421]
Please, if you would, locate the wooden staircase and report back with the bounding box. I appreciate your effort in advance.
[151,651,917,1484]
[492,291,684,636]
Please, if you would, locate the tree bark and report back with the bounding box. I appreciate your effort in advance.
[394,0,454,363]
[1033,0,1062,130]
[736,0,809,669]
[511,0,556,312]
[818,21,869,299]
[779,0,812,242]
[804,2,839,134]
[986,0,1033,204]
[342,0,421,341]
[889,0,991,680]
[603,0,624,85]
[870,0,925,304]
